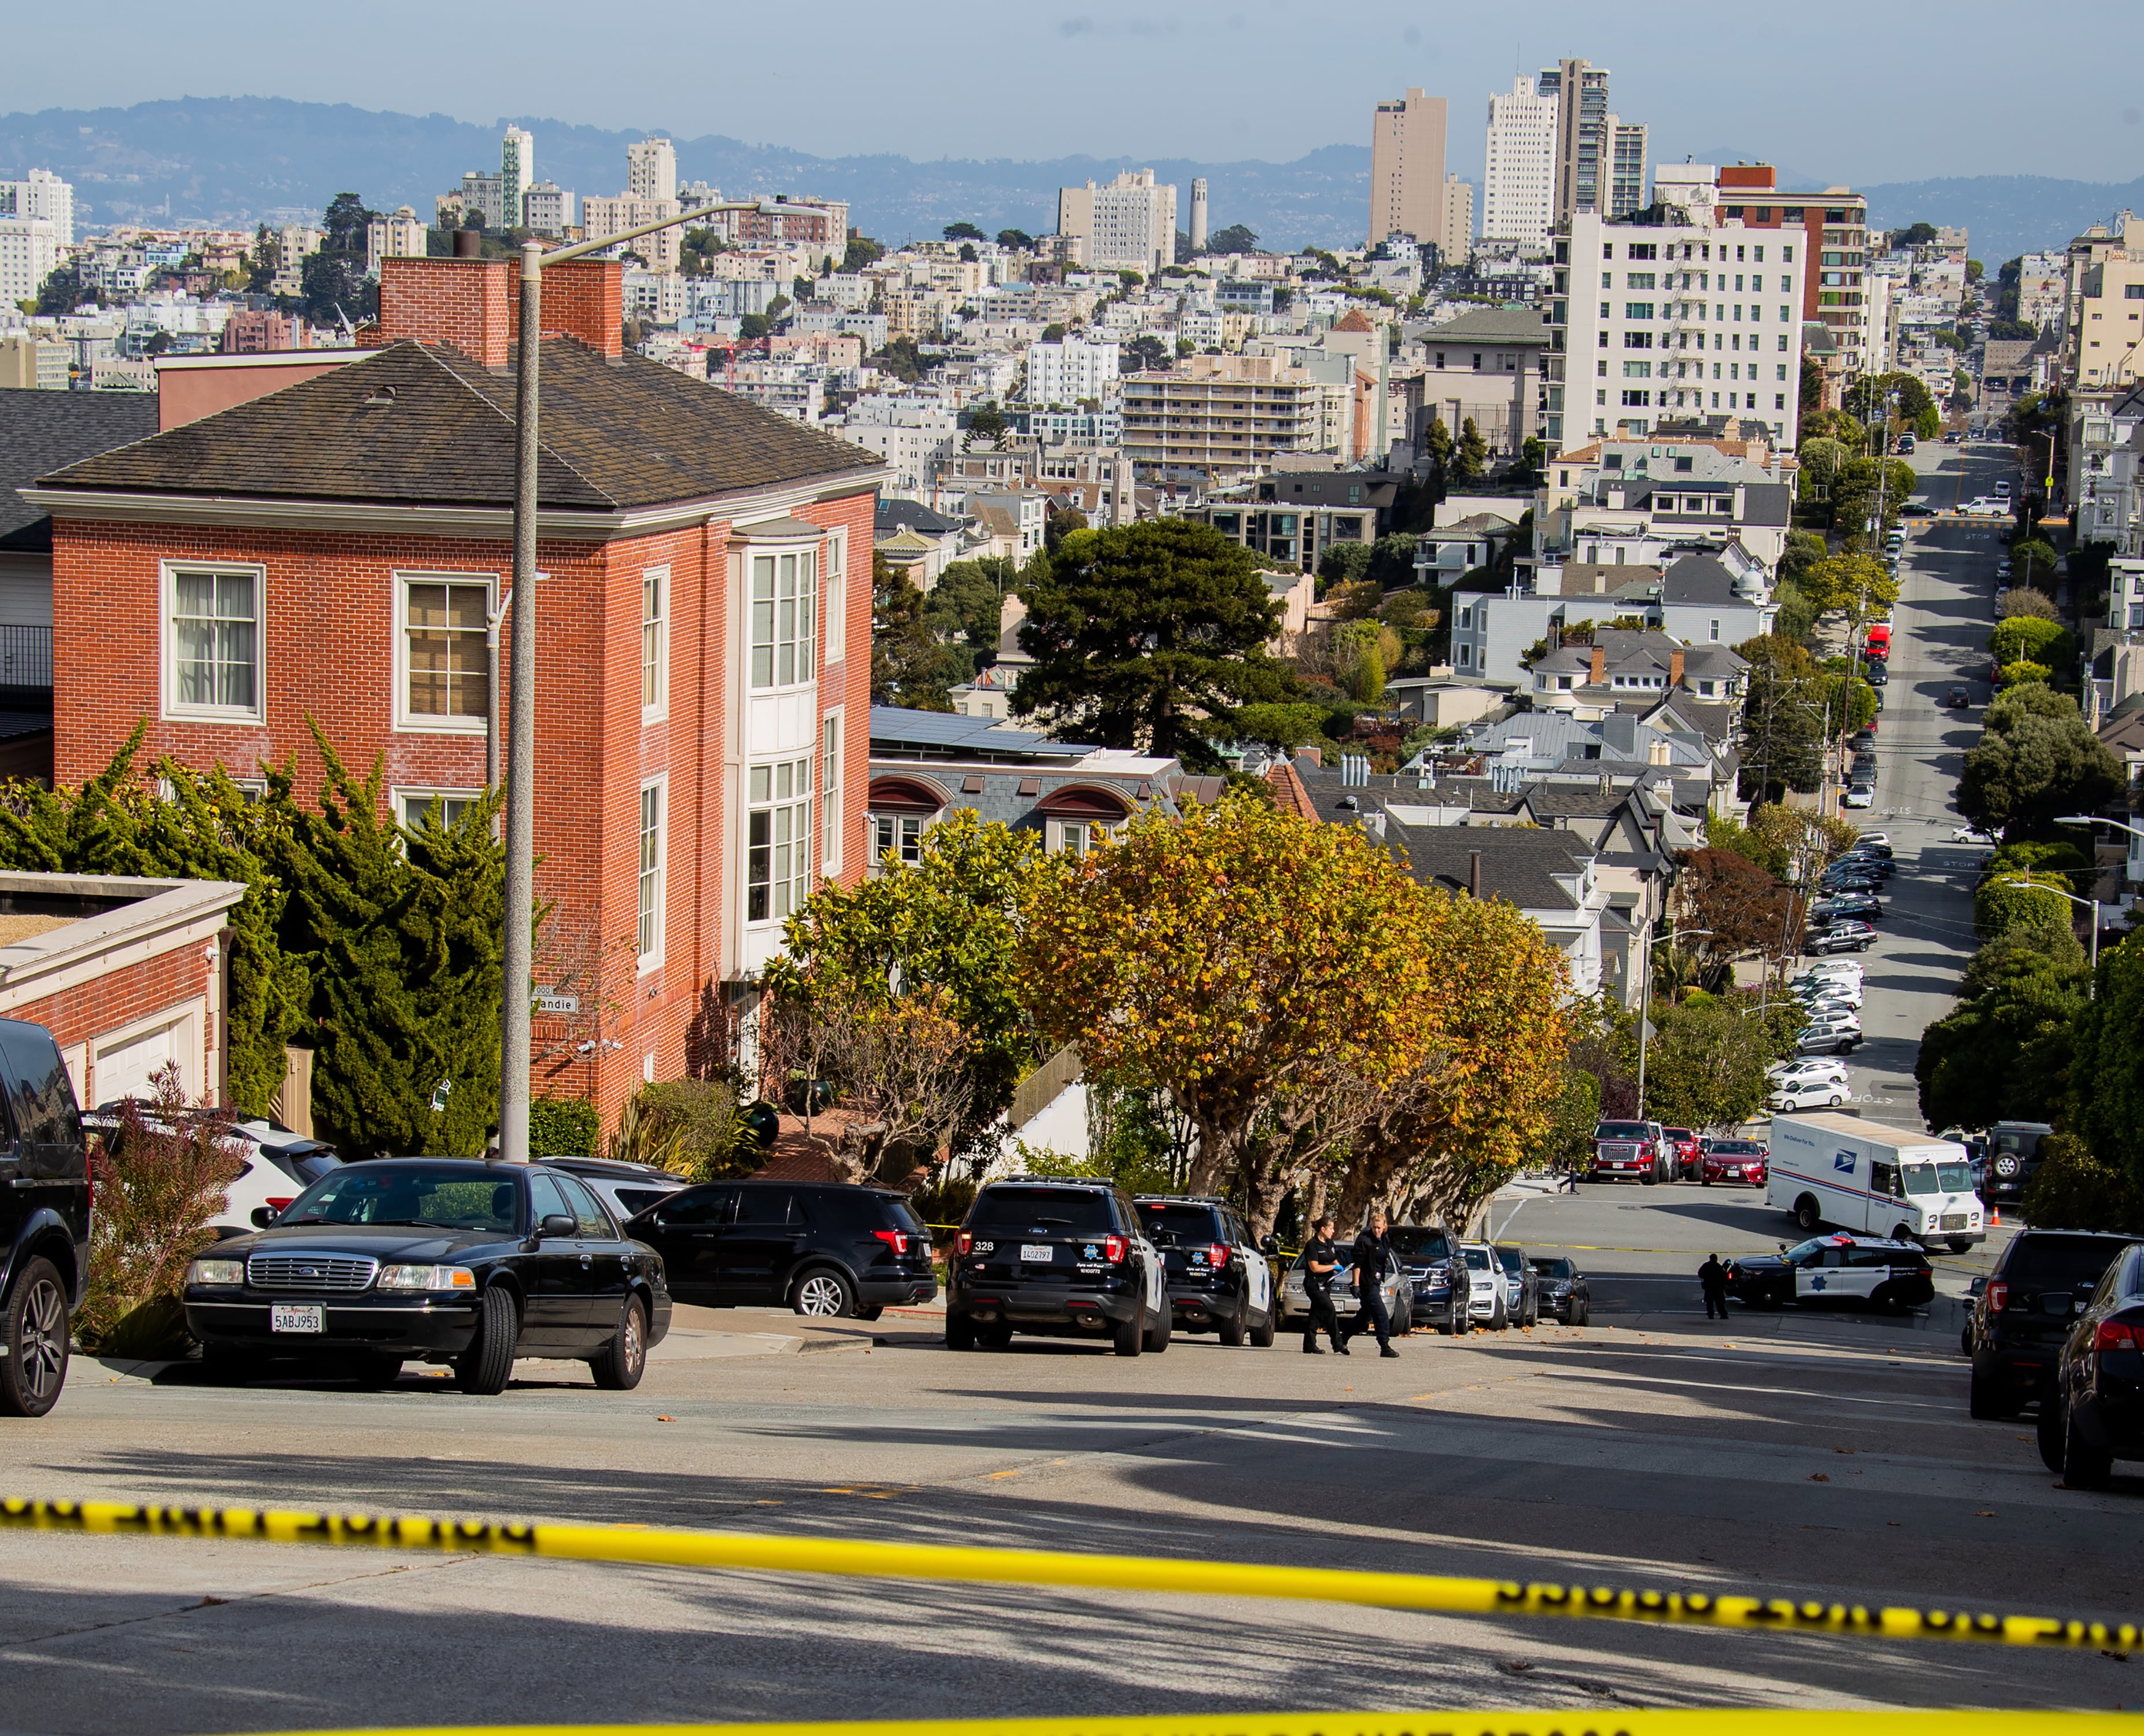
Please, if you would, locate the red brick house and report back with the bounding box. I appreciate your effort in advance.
[25,257,884,1128]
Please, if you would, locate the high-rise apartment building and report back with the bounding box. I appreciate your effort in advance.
[1025,337,1120,407]
[0,216,63,310]
[1443,175,1474,264]
[628,137,678,205]
[0,169,73,247]
[501,127,535,230]
[1369,89,1462,260]
[1537,60,1610,224]
[366,206,427,275]
[1550,207,1805,450]
[521,181,575,238]
[1057,170,1177,276]
[1609,121,1649,218]
[1483,75,1558,248]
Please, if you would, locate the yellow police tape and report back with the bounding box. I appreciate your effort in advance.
[5,1496,2141,1656]
[238,1719,2144,1736]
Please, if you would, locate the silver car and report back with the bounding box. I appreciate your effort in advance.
[1278,1242,1409,1334]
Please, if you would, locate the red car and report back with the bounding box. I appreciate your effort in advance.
[1701,1139,1768,1187]
[1590,1120,1668,1184]
[1663,1127,1701,1179]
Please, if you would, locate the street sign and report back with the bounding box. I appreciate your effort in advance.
[535,990,579,1014]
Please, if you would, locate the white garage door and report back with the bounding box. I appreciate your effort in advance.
[94,1020,181,1109]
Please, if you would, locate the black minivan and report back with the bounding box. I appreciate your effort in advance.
[624,1180,936,1319]
[0,1018,91,1417]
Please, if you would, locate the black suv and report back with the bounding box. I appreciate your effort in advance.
[1132,1194,1277,1346]
[624,1181,936,1319]
[1978,1121,2055,1207]
[1968,1229,2139,1418]
[2041,1239,2144,1487]
[0,1018,90,1417]
[948,1179,1167,1355]
[1390,1224,1468,1333]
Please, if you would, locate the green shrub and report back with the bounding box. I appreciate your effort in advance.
[2020,1133,2142,1233]
[609,1077,755,1182]
[529,1097,600,1158]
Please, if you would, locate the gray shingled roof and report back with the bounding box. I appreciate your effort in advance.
[0,387,161,551]
[1741,482,1792,527]
[1384,819,1589,911]
[1661,553,1742,604]
[1416,307,1552,346]
[41,339,879,512]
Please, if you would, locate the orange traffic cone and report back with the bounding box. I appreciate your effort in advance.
[1991,1206,2001,1226]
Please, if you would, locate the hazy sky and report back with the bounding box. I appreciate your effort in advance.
[16,0,2143,186]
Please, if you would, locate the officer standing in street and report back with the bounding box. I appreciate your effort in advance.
[1343,1210,1400,1358]
[1699,1253,1731,1322]
[1302,1217,1345,1354]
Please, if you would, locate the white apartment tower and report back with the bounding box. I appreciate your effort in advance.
[1370,88,1461,260]
[0,169,74,247]
[1552,208,1806,450]
[1482,76,1558,248]
[1057,170,1177,276]
[1025,338,1120,407]
[501,127,535,228]
[0,217,61,310]
[1190,178,1208,252]
[628,137,678,204]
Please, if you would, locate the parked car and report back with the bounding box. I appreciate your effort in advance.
[81,1107,344,1238]
[1663,1127,1701,1179]
[946,1179,1164,1355]
[1492,1245,1541,1326]
[1770,1079,1849,1113]
[1724,1234,1935,1312]
[1457,1243,1509,1327]
[531,1154,687,1227]
[1811,892,1882,922]
[1865,664,1889,689]
[1805,922,1877,957]
[1968,1229,2141,1419]
[1853,833,1892,854]
[627,1179,937,1319]
[1979,1120,2057,1207]
[1800,957,1866,982]
[183,1158,671,1393]
[1950,824,1996,844]
[1278,1239,1409,1339]
[1769,1058,1850,1089]
[1843,785,1875,810]
[1701,1139,1768,1186]
[1133,1194,1277,1346]
[1529,1256,1590,1325]
[1389,1224,1469,1334]
[0,1018,90,1418]
[1590,1119,1669,1183]
[1797,1025,1863,1057]
[2039,1239,2144,1487]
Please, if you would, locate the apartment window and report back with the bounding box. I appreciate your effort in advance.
[641,567,668,720]
[1621,389,1650,407]
[1624,332,1653,348]
[1709,619,1721,642]
[1624,302,1655,320]
[821,711,843,873]
[747,755,812,924]
[1626,273,1656,290]
[1622,361,1652,378]
[750,549,817,688]
[167,565,261,720]
[824,531,847,664]
[871,813,924,867]
[399,788,482,830]
[637,779,666,966]
[399,575,491,730]
[1776,393,1788,410]
[1054,819,1114,856]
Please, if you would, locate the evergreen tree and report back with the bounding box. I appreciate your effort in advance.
[870,552,955,710]
[1455,417,1490,483]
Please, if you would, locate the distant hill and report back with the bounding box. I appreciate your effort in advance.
[0,95,1371,251]
[1860,175,2144,263]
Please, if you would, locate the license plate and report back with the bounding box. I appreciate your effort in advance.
[1020,1244,1053,1263]
[271,1303,323,1333]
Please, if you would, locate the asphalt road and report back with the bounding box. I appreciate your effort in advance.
[3,1231,2141,1734]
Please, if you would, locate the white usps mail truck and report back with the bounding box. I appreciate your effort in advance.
[1766,1111,1985,1252]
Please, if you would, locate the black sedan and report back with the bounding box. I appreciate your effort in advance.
[1529,1256,1590,1325]
[2042,1238,2144,1487]
[1811,892,1882,924]
[182,1159,671,1394]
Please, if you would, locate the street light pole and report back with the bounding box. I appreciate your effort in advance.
[496,199,749,1163]
[1998,872,2100,990]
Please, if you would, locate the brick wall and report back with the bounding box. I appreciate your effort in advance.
[378,256,624,365]
[6,928,223,1108]
[515,261,623,359]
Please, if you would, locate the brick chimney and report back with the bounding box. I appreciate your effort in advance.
[1669,648,1686,687]
[378,255,624,366]
[1589,646,1606,686]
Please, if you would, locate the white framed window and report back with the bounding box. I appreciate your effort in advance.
[642,566,669,723]
[164,563,263,723]
[870,812,925,869]
[747,755,812,924]
[396,786,483,830]
[637,778,666,969]
[821,710,843,874]
[1051,818,1116,856]
[750,549,817,689]
[824,531,847,665]
[395,572,493,733]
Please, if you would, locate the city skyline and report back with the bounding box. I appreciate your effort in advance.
[6,0,2142,190]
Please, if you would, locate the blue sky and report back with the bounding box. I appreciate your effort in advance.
[14,0,2139,186]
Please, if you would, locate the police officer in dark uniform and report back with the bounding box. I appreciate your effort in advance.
[1302,1216,1344,1354]
[1343,1210,1400,1358]
[1699,1253,1730,1321]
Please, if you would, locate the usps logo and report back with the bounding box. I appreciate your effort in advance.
[1833,1151,1856,1174]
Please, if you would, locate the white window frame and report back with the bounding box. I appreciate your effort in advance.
[637,777,667,972]
[824,530,847,665]
[642,565,670,724]
[163,561,266,724]
[868,810,928,871]
[746,756,814,925]
[822,708,844,874]
[393,786,485,831]
[392,569,497,735]
[749,547,818,690]
[1049,817,1117,856]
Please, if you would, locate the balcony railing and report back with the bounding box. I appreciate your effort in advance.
[0,626,52,694]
